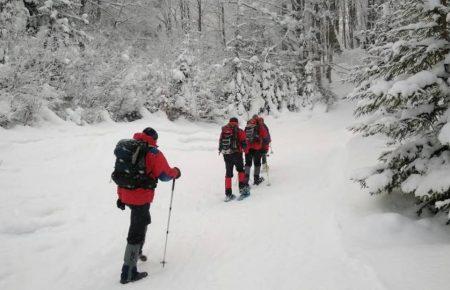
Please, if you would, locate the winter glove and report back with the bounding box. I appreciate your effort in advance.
[116,199,125,210]
[174,167,181,179]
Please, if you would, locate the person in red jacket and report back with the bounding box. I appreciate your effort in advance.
[245,115,270,185]
[219,117,250,201]
[117,127,180,284]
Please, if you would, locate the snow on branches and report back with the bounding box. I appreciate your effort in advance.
[350,0,450,221]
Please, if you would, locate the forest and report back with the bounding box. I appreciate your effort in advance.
[0,0,382,126]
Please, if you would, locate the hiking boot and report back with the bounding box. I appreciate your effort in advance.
[254,176,265,185]
[239,185,250,196]
[120,266,148,284]
[238,186,250,200]
[120,243,148,284]
[224,194,236,202]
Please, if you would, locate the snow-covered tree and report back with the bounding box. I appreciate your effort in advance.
[350,0,450,220]
[0,0,385,127]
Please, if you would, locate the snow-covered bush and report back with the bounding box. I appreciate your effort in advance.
[10,93,42,126]
[163,51,195,120]
[0,93,12,128]
[349,0,450,221]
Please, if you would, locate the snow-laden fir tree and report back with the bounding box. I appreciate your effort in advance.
[261,62,278,114]
[349,0,450,220]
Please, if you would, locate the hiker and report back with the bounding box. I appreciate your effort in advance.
[114,127,181,284]
[244,115,270,185]
[218,117,250,201]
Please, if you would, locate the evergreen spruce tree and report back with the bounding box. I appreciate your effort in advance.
[350,0,450,220]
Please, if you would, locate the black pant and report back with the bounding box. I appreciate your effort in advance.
[127,203,151,245]
[245,149,262,168]
[224,152,245,178]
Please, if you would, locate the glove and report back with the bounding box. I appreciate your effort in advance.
[116,199,125,210]
[174,167,181,179]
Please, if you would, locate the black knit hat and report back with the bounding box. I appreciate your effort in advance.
[229,117,238,123]
[143,127,158,140]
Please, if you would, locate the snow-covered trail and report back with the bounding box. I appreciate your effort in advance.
[2,104,450,290]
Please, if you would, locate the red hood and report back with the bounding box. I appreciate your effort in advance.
[133,132,158,147]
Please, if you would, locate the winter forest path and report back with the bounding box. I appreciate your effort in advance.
[2,104,450,290]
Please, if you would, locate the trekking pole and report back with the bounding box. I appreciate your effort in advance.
[161,179,176,268]
[264,159,270,186]
[265,160,271,186]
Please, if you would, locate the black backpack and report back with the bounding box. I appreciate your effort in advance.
[220,125,239,154]
[245,122,260,143]
[111,139,158,190]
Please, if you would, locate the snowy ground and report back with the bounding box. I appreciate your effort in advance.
[1,102,450,290]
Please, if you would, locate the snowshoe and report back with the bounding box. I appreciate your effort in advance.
[224,194,236,202]
[237,193,250,200]
[253,176,265,185]
[238,186,250,200]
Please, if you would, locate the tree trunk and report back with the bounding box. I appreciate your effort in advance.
[219,0,226,47]
[23,0,38,16]
[235,0,242,57]
[96,0,101,22]
[326,52,333,83]
[441,0,449,41]
[80,0,87,15]
[180,0,191,33]
[348,1,356,48]
[197,0,202,32]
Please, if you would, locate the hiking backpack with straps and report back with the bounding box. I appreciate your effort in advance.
[245,121,260,143]
[220,125,239,154]
[111,139,158,190]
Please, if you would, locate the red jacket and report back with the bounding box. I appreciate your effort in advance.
[247,118,270,150]
[219,121,248,154]
[261,122,271,151]
[117,133,178,205]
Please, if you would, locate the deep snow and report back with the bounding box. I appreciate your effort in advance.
[1,103,450,290]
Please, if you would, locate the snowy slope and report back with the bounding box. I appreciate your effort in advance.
[1,103,450,290]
